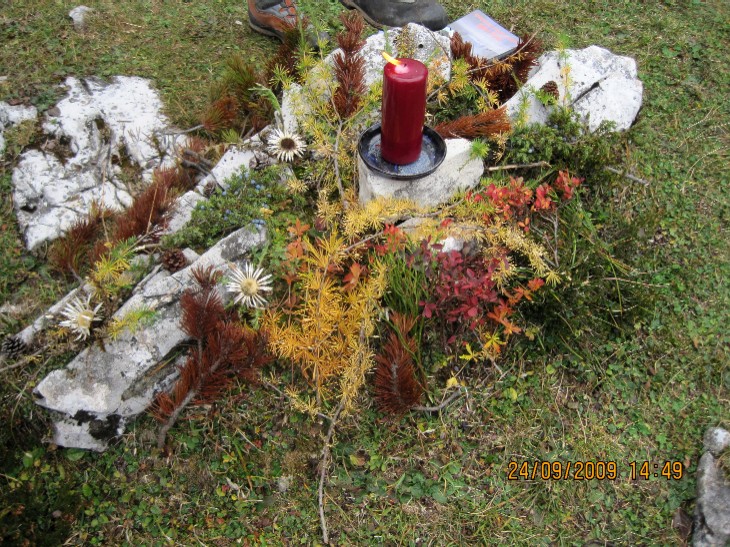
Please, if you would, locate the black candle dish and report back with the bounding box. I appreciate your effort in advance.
[357,124,447,181]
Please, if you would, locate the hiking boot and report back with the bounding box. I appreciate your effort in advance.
[340,0,449,31]
[247,0,298,41]
[247,0,328,48]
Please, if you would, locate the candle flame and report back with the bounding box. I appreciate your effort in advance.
[382,51,402,66]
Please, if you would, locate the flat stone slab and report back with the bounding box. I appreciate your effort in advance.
[358,138,482,208]
[504,45,643,132]
[197,140,261,192]
[33,225,266,451]
[12,76,182,251]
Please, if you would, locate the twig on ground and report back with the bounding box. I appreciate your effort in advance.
[161,125,205,136]
[604,166,651,186]
[413,387,466,413]
[319,400,345,544]
[602,277,668,288]
[0,349,44,375]
[486,161,551,172]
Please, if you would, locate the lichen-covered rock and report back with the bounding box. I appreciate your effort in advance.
[704,427,730,457]
[353,23,451,87]
[504,46,643,132]
[694,450,730,547]
[12,76,182,251]
[33,225,266,451]
[68,6,94,30]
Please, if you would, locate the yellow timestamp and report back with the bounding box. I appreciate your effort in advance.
[506,460,685,481]
[629,460,684,480]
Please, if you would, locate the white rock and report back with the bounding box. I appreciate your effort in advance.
[704,427,730,457]
[440,236,464,253]
[694,452,730,547]
[0,101,38,155]
[12,76,182,250]
[280,83,303,135]
[163,190,205,235]
[504,46,643,132]
[69,6,94,30]
[358,138,482,208]
[13,150,132,250]
[350,23,451,88]
[33,225,266,451]
[198,139,261,191]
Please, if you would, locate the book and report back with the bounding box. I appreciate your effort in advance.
[448,10,520,60]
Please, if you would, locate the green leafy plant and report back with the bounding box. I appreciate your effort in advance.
[164,165,306,253]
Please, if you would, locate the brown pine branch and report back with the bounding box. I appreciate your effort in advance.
[154,266,271,448]
[374,324,423,414]
[434,108,511,140]
[332,12,366,119]
[450,32,543,102]
[49,204,114,278]
[265,23,304,87]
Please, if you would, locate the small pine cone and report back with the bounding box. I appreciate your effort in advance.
[540,81,559,101]
[161,249,189,273]
[1,336,28,359]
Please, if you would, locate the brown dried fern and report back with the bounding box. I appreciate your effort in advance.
[49,205,114,278]
[450,32,543,103]
[434,107,511,140]
[112,166,195,243]
[332,12,366,119]
[374,313,423,414]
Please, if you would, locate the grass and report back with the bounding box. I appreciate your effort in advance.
[1,0,729,544]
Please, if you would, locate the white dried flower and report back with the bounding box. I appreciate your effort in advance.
[59,295,102,341]
[227,263,273,309]
[267,128,306,163]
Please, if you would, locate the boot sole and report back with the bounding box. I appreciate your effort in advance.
[248,19,284,41]
[339,0,384,29]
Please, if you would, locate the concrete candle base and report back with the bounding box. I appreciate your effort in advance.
[358,138,483,208]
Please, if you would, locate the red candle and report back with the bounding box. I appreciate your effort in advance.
[381,54,428,165]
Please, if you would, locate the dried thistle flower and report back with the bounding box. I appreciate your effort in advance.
[59,295,102,340]
[266,128,306,163]
[227,263,273,309]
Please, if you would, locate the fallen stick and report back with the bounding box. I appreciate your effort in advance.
[319,400,345,544]
[413,387,465,413]
[486,161,551,171]
[604,166,651,186]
